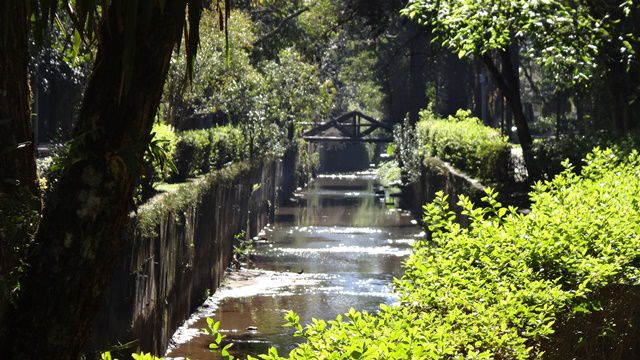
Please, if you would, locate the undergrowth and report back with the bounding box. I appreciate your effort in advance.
[252,148,640,359]
[417,109,512,185]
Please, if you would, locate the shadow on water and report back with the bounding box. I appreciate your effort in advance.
[165,171,422,360]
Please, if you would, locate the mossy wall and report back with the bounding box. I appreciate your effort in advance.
[88,159,285,355]
[407,157,485,226]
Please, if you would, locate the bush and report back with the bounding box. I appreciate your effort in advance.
[172,126,247,182]
[209,125,246,169]
[532,132,638,180]
[377,160,401,187]
[172,129,211,181]
[417,109,512,184]
[148,122,178,183]
[256,148,640,360]
[529,115,556,135]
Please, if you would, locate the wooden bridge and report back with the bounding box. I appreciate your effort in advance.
[302,111,394,143]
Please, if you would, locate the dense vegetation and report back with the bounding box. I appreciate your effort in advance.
[250,148,640,359]
[2,0,640,357]
[532,134,640,180]
[416,110,512,184]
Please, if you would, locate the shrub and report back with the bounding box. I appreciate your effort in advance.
[256,148,640,360]
[209,125,246,169]
[532,132,638,180]
[377,160,401,187]
[172,129,212,181]
[417,109,512,184]
[147,122,178,183]
[171,126,247,182]
[529,116,556,135]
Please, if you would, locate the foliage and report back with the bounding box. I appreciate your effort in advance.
[172,126,247,182]
[401,0,600,86]
[165,9,259,123]
[28,0,218,93]
[231,230,253,269]
[205,318,235,360]
[146,122,178,183]
[260,48,335,133]
[173,130,214,181]
[337,43,386,119]
[377,160,401,187]
[0,190,39,312]
[295,139,319,184]
[393,117,421,184]
[529,116,556,135]
[416,109,512,184]
[100,351,163,360]
[257,148,640,359]
[531,132,639,179]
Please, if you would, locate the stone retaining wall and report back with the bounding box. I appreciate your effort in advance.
[406,157,485,227]
[88,159,285,355]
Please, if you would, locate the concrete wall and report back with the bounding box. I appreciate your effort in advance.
[406,157,486,227]
[88,159,285,355]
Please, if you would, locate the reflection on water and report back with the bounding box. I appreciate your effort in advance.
[165,171,421,360]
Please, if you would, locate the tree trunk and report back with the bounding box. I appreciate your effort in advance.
[481,49,539,181]
[2,1,189,358]
[0,1,37,195]
[0,0,40,335]
[407,21,428,125]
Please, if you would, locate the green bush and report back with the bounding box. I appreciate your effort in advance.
[209,125,246,169]
[529,116,556,135]
[417,109,512,184]
[173,129,212,181]
[256,148,640,360]
[532,132,638,180]
[377,160,401,187]
[172,126,247,182]
[148,122,178,183]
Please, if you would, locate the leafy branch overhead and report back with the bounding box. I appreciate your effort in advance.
[402,0,607,85]
[28,0,232,91]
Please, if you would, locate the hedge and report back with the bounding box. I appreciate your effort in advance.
[253,148,640,359]
[416,109,512,184]
[172,125,246,181]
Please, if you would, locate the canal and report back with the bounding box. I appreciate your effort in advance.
[165,170,422,359]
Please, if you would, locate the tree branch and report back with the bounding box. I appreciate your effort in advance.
[253,7,309,46]
[522,62,542,99]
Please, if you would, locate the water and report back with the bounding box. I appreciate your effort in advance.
[165,171,422,359]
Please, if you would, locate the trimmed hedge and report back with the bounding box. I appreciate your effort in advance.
[255,148,640,359]
[172,125,246,181]
[416,109,512,184]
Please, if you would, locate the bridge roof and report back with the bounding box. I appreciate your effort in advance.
[302,111,394,143]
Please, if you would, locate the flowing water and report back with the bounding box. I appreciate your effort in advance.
[165,171,422,359]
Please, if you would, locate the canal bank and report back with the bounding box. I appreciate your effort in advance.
[164,170,422,359]
[87,152,299,356]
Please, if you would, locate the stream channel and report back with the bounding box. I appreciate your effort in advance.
[165,170,422,359]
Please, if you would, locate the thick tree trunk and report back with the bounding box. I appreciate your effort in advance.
[407,21,429,125]
[481,50,539,181]
[0,1,37,195]
[0,0,40,335]
[2,1,189,358]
